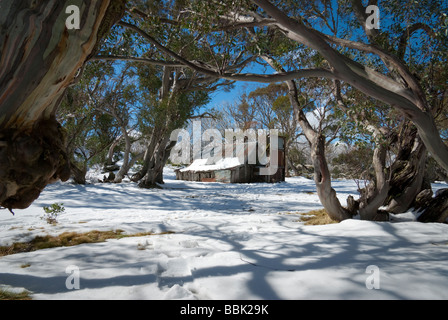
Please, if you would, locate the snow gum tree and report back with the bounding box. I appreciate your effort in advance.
[94,0,237,188]
[58,62,136,185]
[130,64,213,188]
[0,0,126,210]
[110,0,447,221]
[2,0,447,222]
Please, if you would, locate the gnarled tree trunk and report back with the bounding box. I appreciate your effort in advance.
[310,133,353,221]
[357,139,390,221]
[417,189,448,223]
[258,53,353,222]
[0,0,125,210]
[251,0,448,175]
[386,125,428,213]
[139,139,177,188]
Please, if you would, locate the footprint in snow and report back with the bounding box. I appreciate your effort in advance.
[179,240,199,248]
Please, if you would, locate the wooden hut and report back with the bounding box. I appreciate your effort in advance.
[175,136,285,183]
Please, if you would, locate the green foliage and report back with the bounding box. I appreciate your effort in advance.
[42,203,65,225]
[57,0,447,185]
[331,145,374,180]
[58,60,140,178]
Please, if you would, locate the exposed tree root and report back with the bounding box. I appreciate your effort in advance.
[417,189,448,223]
[0,118,70,210]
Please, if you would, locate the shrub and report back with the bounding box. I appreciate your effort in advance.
[41,203,65,224]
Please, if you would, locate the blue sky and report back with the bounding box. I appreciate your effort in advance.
[206,81,264,110]
[202,60,276,112]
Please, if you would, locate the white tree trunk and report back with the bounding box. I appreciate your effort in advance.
[251,0,448,174]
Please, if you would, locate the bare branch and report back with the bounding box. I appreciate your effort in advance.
[213,18,277,31]
[91,55,185,67]
[117,21,220,77]
[251,0,423,112]
[221,69,337,83]
[117,20,336,84]
[398,23,436,60]
[190,112,218,120]
[128,7,180,26]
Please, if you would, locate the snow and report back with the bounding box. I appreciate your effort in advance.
[179,157,242,172]
[1,168,448,300]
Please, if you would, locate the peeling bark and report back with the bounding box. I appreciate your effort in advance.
[386,125,427,213]
[417,189,448,223]
[0,0,125,129]
[413,189,433,211]
[0,0,126,209]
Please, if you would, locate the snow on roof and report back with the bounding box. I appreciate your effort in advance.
[180,157,243,172]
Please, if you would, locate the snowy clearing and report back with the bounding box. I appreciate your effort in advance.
[1,168,448,300]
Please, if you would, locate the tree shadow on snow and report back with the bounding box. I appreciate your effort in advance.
[1,219,448,299]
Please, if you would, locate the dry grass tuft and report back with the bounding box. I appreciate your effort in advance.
[0,288,32,300]
[0,230,174,257]
[299,209,338,225]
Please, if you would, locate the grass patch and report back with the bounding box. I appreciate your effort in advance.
[279,209,337,225]
[0,288,32,300]
[0,230,174,257]
[299,209,337,225]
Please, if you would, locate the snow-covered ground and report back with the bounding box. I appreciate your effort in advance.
[1,168,448,300]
